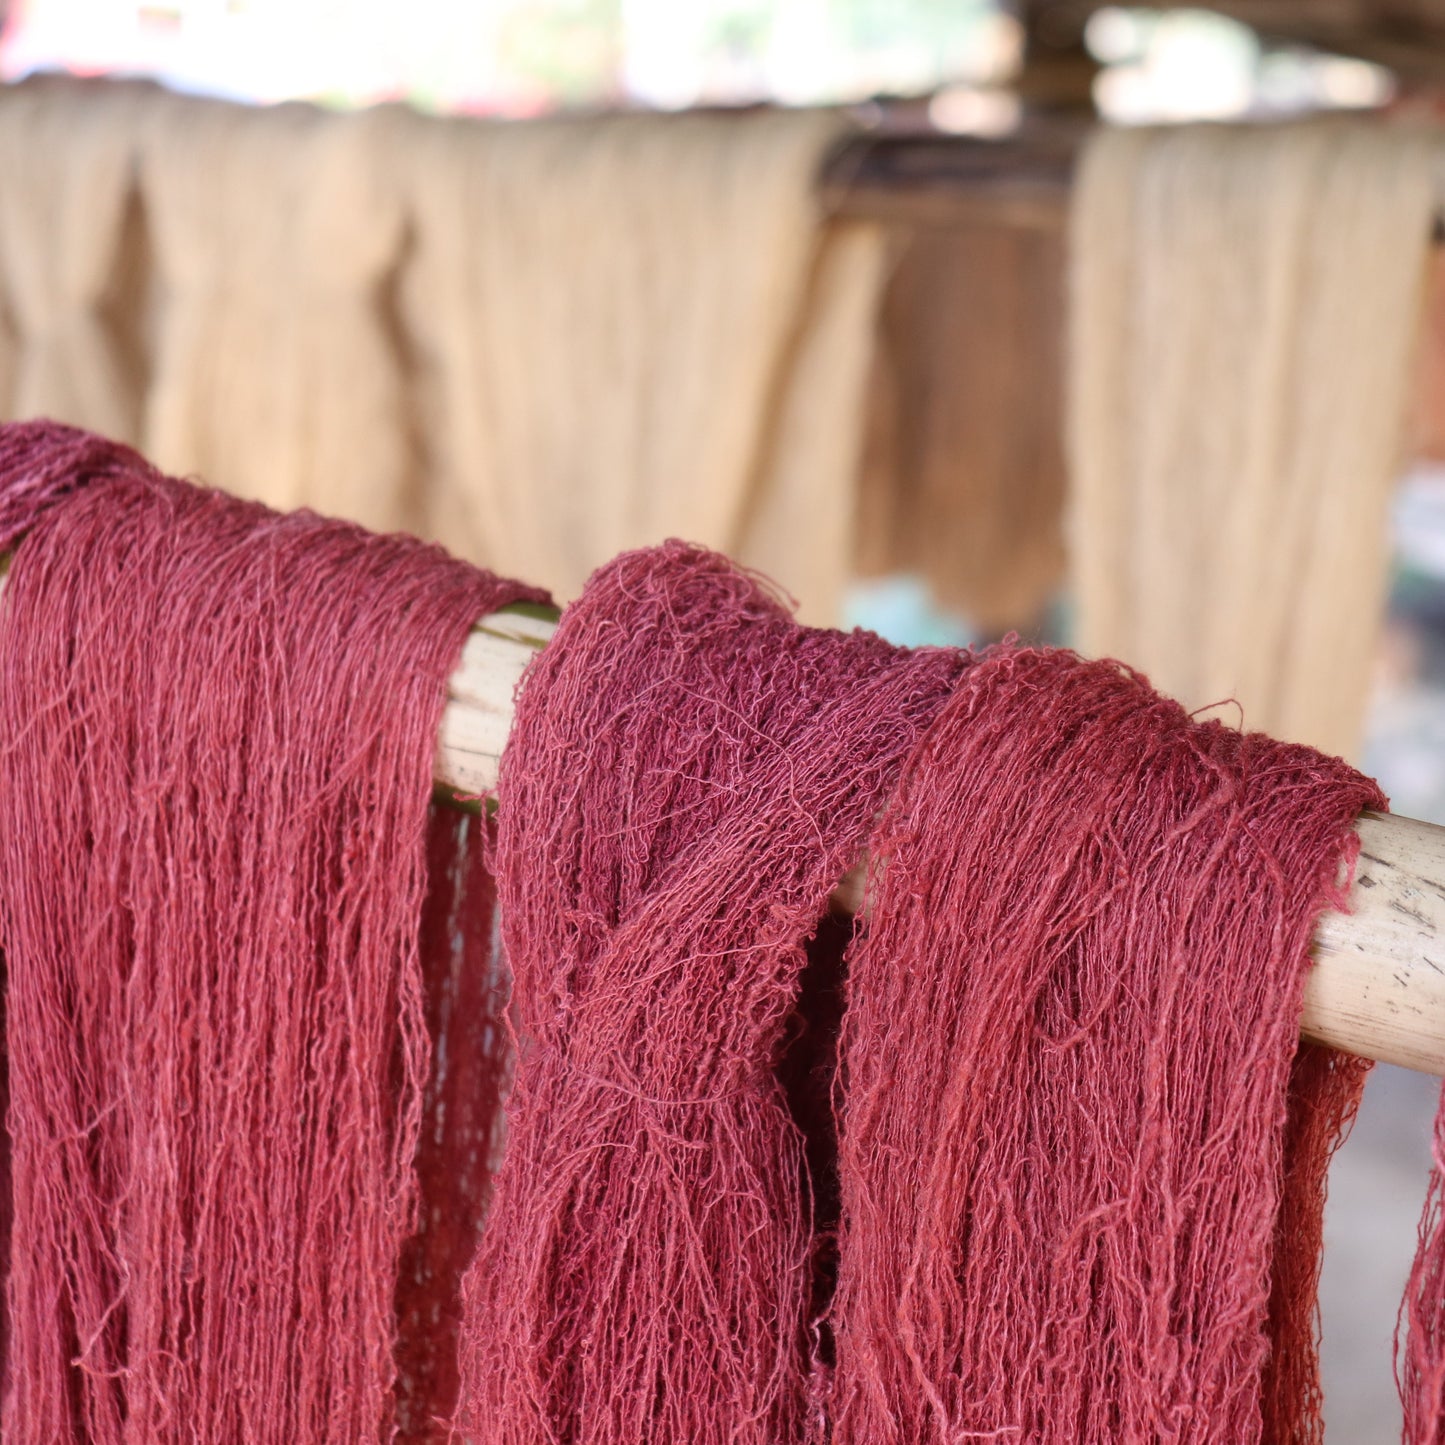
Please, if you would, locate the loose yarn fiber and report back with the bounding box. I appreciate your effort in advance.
[1069,118,1437,759]
[455,543,967,1442]
[0,420,544,1440]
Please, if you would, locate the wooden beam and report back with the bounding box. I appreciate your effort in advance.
[823,130,1075,231]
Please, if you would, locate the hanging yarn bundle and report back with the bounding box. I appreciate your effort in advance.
[1069,118,1436,761]
[857,219,1068,635]
[0,420,543,1441]
[454,542,967,1442]
[828,648,1382,1442]
[0,81,882,614]
[402,108,879,622]
[0,78,145,442]
[451,540,1385,1442]
[139,93,413,530]
[729,214,885,627]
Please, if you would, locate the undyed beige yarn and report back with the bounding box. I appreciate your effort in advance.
[0,78,144,443]
[402,106,875,623]
[0,83,879,617]
[140,92,411,531]
[735,216,885,618]
[1069,119,1439,760]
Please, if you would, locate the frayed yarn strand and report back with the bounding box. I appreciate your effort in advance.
[829,648,1383,1444]
[1401,1074,1445,1440]
[454,542,967,1443]
[0,419,545,1441]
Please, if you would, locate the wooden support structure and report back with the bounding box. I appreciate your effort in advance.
[446,605,1445,1078]
[823,128,1076,231]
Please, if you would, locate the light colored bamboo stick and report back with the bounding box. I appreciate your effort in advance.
[446,608,1445,1076]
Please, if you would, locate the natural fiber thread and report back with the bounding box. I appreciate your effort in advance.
[0,78,144,442]
[0,419,544,1440]
[402,108,874,623]
[734,217,886,624]
[0,86,876,615]
[828,647,1383,1442]
[0,428,1401,1438]
[857,219,1068,634]
[453,542,968,1442]
[1069,118,1437,759]
[139,93,413,530]
[452,542,1381,1441]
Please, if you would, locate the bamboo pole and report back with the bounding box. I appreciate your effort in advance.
[447,606,1445,1077]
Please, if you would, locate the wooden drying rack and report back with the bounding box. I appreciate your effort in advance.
[822,127,1077,232]
[444,604,1445,1080]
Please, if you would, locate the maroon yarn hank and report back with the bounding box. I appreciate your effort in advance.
[454,543,967,1443]
[0,421,543,1441]
[829,648,1383,1444]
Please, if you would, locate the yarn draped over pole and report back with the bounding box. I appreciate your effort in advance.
[0,420,543,1441]
[454,543,968,1442]
[828,647,1383,1443]
[0,436,1411,1438]
[454,542,1383,1443]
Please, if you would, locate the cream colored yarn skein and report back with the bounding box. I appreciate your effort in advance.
[736,217,886,618]
[0,79,144,442]
[140,94,411,530]
[402,106,870,623]
[1070,119,1438,761]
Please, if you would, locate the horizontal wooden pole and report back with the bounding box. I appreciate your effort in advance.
[448,607,1445,1076]
[823,129,1445,238]
[823,129,1076,231]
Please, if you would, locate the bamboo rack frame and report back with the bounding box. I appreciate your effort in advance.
[447,606,1445,1078]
